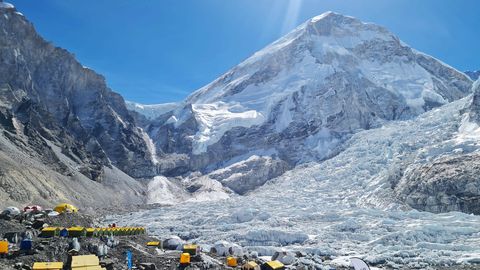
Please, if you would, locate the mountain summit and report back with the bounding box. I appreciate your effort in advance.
[133,12,472,194]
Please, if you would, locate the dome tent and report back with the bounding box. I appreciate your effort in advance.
[54,203,78,214]
[24,205,43,213]
[1,206,20,217]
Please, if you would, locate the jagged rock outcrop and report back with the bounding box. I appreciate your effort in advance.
[0,4,153,207]
[468,80,480,122]
[395,153,480,214]
[0,5,156,178]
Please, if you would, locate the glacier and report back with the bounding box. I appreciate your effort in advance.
[110,95,480,268]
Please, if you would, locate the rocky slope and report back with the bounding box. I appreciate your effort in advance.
[0,4,155,208]
[133,12,472,195]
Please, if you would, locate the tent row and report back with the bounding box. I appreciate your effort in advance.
[40,226,146,238]
[33,254,105,270]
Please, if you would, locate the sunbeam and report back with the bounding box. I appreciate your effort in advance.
[281,0,304,34]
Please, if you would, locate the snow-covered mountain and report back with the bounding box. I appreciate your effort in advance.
[135,11,472,196]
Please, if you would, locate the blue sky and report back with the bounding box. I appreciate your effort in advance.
[9,0,480,104]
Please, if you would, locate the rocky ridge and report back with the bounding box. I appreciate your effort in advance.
[0,4,154,208]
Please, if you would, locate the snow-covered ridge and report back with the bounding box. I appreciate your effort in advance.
[0,2,14,9]
[126,101,180,119]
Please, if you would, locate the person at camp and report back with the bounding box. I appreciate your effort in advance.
[69,238,81,253]
[23,230,33,240]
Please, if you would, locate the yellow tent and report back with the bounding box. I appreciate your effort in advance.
[227,257,238,267]
[68,227,87,237]
[86,228,95,237]
[32,262,63,270]
[243,261,260,270]
[54,203,78,213]
[183,244,199,255]
[0,240,8,254]
[39,227,61,238]
[180,253,191,265]
[71,255,100,269]
[262,261,285,270]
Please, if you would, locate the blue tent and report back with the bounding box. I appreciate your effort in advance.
[60,228,68,237]
[20,239,32,250]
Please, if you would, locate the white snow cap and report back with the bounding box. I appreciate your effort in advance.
[0,2,14,9]
[310,11,353,23]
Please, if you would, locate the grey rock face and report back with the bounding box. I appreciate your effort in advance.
[0,7,155,179]
[468,80,480,123]
[0,5,151,208]
[395,153,480,214]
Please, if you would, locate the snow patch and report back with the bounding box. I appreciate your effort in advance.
[141,128,158,164]
[0,2,14,9]
[184,177,231,203]
[456,114,480,142]
[212,241,244,257]
[191,102,265,154]
[147,176,185,205]
[303,128,342,160]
